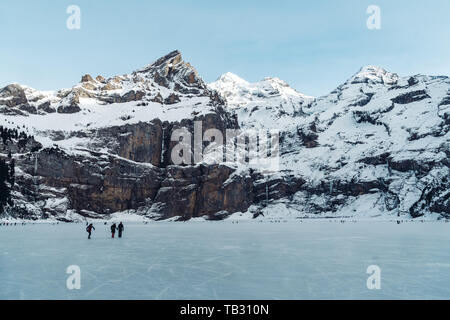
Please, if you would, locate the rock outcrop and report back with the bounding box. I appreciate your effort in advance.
[0,56,448,221]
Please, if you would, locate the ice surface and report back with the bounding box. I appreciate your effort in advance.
[1,221,450,300]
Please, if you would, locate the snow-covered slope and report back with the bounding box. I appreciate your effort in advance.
[209,72,313,129]
[243,66,449,219]
[0,53,448,221]
[0,51,229,155]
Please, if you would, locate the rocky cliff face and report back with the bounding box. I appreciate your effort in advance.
[211,66,449,219]
[0,51,248,221]
[0,54,448,221]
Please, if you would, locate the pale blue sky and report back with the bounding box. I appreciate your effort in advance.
[0,0,449,96]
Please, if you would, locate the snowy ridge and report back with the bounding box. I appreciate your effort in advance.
[0,51,449,221]
[0,51,221,153]
[267,69,449,219]
[209,72,313,129]
[210,65,449,219]
[347,65,399,85]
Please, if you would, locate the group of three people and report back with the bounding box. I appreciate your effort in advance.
[86,222,124,239]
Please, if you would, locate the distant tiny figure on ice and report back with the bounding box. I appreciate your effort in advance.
[111,223,117,238]
[86,223,95,239]
[118,222,124,238]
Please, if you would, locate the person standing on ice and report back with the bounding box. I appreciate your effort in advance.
[118,222,124,238]
[111,223,117,238]
[86,224,95,239]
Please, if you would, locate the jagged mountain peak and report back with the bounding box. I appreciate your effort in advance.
[77,50,206,93]
[347,65,399,85]
[0,83,22,92]
[209,72,311,100]
[133,50,206,93]
[210,73,312,103]
[0,51,217,116]
[216,72,249,85]
[145,50,182,69]
[262,76,288,85]
[209,73,313,129]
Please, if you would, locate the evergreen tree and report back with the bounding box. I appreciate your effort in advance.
[9,159,15,187]
[0,159,13,213]
[1,129,7,145]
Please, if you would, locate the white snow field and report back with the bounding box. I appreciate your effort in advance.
[1,221,450,300]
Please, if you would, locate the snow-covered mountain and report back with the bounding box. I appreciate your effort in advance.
[276,66,449,219]
[210,65,449,220]
[0,50,223,142]
[0,52,448,221]
[209,72,313,129]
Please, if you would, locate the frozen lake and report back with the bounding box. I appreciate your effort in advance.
[1,220,450,300]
